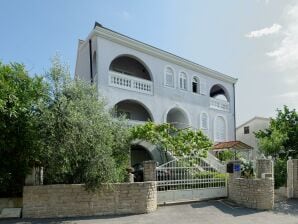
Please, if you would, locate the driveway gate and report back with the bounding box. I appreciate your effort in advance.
[156,156,227,204]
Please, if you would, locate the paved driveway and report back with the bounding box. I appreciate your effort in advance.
[1,199,298,224]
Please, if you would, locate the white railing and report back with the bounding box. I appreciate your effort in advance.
[156,156,227,192]
[109,71,153,95]
[127,120,146,126]
[202,151,226,173]
[210,98,229,112]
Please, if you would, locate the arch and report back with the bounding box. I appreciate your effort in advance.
[130,144,154,167]
[114,99,153,122]
[109,54,153,81]
[179,71,188,90]
[210,84,230,102]
[192,76,200,93]
[166,106,190,129]
[164,66,175,87]
[214,115,227,142]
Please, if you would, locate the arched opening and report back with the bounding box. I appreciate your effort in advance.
[210,84,229,102]
[214,116,227,142]
[166,107,189,129]
[114,100,153,123]
[179,72,187,90]
[200,112,209,130]
[165,66,174,87]
[109,55,152,81]
[130,144,153,167]
[192,76,200,93]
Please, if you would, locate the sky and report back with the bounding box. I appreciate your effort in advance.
[0,0,297,125]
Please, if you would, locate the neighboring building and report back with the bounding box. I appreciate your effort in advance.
[236,117,270,160]
[75,22,238,165]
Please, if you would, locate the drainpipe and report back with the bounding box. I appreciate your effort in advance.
[89,39,93,84]
[233,83,236,140]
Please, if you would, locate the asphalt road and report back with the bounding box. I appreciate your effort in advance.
[1,199,298,224]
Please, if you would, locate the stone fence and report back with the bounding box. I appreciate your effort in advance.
[228,159,274,210]
[23,182,157,218]
[0,198,22,211]
[287,159,298,198]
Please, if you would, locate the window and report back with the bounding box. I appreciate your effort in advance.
[192,77,200,93]
[215,116,226,142]
[200,112,209,130]
[165,67,174,87]
[244,126,250,134]
[179,72,187,90]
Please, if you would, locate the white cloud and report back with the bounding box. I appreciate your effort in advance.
[245,24,282,38]
[266,4,298,72]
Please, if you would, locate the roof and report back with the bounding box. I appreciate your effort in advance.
[86,22,238,84]
[213,141,253,151]
[237,116,270,129]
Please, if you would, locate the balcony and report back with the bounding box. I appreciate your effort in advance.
[127,120,146,126]
[109,71,153,95]
[210,98,229,112]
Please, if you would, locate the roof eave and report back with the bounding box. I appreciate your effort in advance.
[89,26,238,84]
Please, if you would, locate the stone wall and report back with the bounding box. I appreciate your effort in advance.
[228,176,274,210]
[256,159,273,178]
[143,160,156,181]
[287,159,298,198]
[23,182,157,218]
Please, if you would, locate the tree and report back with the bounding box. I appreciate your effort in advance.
[37,56,131,190]
[255,106,298,159]
[130,122,212,157]
[255,106,298,187]
[0,62,46,196]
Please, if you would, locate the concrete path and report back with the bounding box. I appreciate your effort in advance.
[1,199,298,224]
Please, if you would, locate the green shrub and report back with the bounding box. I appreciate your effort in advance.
[38,56,131,190]
[274,158,287,188]
[0,62,46,196]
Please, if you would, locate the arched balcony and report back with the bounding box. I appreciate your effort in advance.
[114,99,153,125]
[209,84,230,112]
[109,55,153,95]
[166,107,190,129]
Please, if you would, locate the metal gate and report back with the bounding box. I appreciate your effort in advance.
[156,155,227,204]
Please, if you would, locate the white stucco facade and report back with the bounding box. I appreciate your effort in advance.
[236,117,270,160]
[75,24,238,144]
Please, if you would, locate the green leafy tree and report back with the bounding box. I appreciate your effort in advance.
[0,62,46,196]
[255,106,298,159]
[130,122,212,157]
[255,106,298,187]
[38,56,131,190]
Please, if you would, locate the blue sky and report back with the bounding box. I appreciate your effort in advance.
[0,0,297,125]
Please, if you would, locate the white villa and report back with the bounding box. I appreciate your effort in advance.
[75,22,238,165]
[236,116,270,160]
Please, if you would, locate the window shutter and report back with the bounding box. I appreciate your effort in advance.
[215,116,226,141]
[201,113,208,130]
[200,79,207,95]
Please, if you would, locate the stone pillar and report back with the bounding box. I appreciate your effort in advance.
[256,159,273,179]
[287,159,298,198]
[143,160,156,182]
[287,158,294,198]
